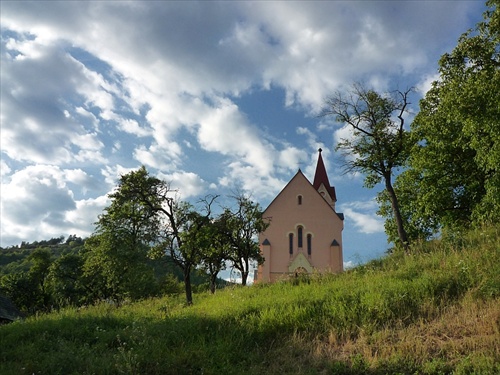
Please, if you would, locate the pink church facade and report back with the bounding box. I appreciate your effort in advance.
[256,149,344,283]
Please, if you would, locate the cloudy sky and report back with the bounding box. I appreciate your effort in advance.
[0,1,486,266]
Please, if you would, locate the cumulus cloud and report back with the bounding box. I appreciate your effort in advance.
[339,200,385,234]
[0,165,96,244]
[155,171,206,199]
[0,36,109,165]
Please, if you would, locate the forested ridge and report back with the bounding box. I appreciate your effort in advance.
[0,235,228,315]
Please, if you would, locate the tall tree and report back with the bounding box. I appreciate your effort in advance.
[386,0,500,237]
[109,166,218,305]
[153,197,217,305]
[83,166,163,303]
[322,84,414,250]
[224,195,269,286]
[199,213,231,294]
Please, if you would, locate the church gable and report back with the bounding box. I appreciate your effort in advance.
[262,169,336,220]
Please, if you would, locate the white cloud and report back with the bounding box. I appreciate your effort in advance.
[133,142,182,172]
[343,260,356,270]
[0,166,79,245]
[197,99,274,174]
[416,73,441,96]
[339,200,384,234]
[277,146,308,171]
[1,159,12,177]
[64,195,109,237]
[118,118,151,137]
[158,171,206,199]
[101,164,136,188]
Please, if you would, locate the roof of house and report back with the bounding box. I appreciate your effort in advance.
[312,148,337,202]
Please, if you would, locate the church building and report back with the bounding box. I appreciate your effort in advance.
[255,149,344,282]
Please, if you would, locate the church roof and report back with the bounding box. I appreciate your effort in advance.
[313,148,337,202]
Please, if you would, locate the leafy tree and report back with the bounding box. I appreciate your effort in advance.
[152,196,218,305]
[0,248,53,313]
[223,195,269,286]
[0,272,38,313]
[47,253,88,307]
[199,213,231,293]
[384,0,500,238]
[322,83,414,249]
[27,248,53,309]
[99,165,218,305]
[83,166,163,303]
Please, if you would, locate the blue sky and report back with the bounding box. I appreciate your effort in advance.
[0,1,486,269]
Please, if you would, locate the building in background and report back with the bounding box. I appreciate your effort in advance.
[256,149,344,282]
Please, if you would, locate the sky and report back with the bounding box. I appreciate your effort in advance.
[0,1,487,271]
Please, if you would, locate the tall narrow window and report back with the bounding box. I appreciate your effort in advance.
[307,234,312,256]
[289,233,294,255]
[297,226,303,248]
[297,195,302,205]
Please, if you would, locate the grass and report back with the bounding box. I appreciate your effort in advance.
[1,226,499,374]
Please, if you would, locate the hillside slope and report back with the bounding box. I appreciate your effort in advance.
[1,226,499,374]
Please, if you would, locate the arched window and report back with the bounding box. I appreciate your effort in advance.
[297,226,303,248]
[297,195,302,205]
[289,233,294,255]
[307,234,312,256]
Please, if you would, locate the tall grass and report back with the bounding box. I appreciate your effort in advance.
[1,226,499,374]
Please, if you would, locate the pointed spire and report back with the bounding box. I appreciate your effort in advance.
[313,148,337,202]
[313,148,329,189]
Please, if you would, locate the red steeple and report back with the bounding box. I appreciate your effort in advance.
[313,148,337,202]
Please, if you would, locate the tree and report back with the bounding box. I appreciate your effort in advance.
[83,166,163,303]
[386,0,500,237]
[105,166,218,305]
[322,83,414,249]
[48,253,89,307]
[199,214,230,294]
[0,248,53,313]
[223,195,269,286]
[152,196,218,305]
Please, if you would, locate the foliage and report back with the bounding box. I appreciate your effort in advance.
[1,225,499,374]
[0,233,218,314]
[223,195,269,286]
[82,232,159,303]
[322,83,414,249]
[384,0,500,240]
[82,166,168,303]
[47,253,88,307]
[198,213,231,294]
[0,248,54,313]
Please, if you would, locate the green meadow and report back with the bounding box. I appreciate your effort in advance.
[1,226,499,375]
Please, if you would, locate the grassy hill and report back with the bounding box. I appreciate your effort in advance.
[1,227,499,374]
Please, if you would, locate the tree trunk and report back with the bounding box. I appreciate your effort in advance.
[209,273,217,294]
[183,270,193,305]
[384,174,410,251]
[241,258,249,286]
[241,271,248,286]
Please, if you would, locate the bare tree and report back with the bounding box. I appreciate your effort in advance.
[322,83,413,250]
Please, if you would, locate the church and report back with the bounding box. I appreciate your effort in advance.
[255,149,344,283]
